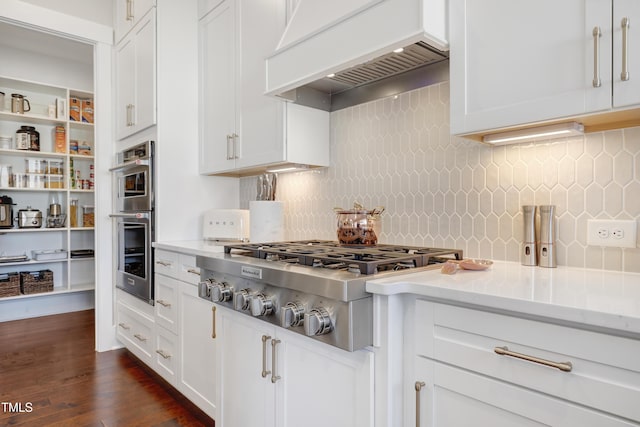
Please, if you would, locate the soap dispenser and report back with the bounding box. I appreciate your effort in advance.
[521,205,537,266]
[538,205,557,268]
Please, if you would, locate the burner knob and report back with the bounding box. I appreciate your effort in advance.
[250,293,274,317]
[233,289,251,311]
[280,302,305,328]
[210,282,233,302]
[197,278,216,301]
[304,307,332,336]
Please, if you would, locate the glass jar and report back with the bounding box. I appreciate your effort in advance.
[15,126,30,150]
[69,199,78,228]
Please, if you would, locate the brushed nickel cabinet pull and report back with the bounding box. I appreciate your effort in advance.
[156,299,171,308]
[494,346,572,372]
[226,135,234,160]
[126,0,133,21]
[133,333,147,342]
[186,268,200,276]
[156,349,171,359]
[261,335,271,378]
[415,381,426,427]
[271,338,281,383]
[593,26,602,87]
[211,306,217,339]
[232,133,239,159]
[156,260,172,267]
[118,322,131,330]
[621,17,630,81]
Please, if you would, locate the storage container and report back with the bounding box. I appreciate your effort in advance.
[26,173,45,189]
[45,174,64,189]
[0,272,20,298]
[0,135,11,149]
[47,159,64,174]
[20,269,53,294]
[82,205,94,227]
[12,173,27,188]
[25,158,47,174]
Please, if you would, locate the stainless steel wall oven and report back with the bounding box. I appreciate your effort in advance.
[110,141,155,305]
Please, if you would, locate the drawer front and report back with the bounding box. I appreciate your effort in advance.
[155,274,179,334]
[155,327,179,386]
[179,254,201,285]
[117,300,155,364]
[415,299,640,422]
[155,249,180,278]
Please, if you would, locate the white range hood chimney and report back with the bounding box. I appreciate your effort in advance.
[265,0,449,110]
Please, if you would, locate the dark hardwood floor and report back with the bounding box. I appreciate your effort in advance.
[0,309,214,427]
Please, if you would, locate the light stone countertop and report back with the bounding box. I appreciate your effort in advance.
[153,240,227,257]
[366,260,640,337]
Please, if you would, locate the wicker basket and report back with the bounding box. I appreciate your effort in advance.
[20,270,54,295]
[0,272,20,298]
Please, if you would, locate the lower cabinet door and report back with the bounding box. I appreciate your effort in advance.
[217,307,275,427]
[413,356,636,427]
[155,326,178,386]
[179,281,216,417]
[276,329,374,427]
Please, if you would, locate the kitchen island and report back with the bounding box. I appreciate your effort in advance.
[367,261,640,426]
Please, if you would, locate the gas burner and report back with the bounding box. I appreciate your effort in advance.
[224,240,462,275]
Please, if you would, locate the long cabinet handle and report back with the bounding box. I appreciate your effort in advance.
[156,299,171,308]
[261,335,272,378]
[271,339,281,383]
[126,0,134,21]
[133,333,147,342]
[232,133,239,159]
[118,322,131,330]
[592,26,602,88]
[621,17,630,81]
[156,260,172,267]
[211,306,217,339]
[415,381,426,427]
[226,135,234,160]
[494,346,572,372]
[186,268,200,276]
[156,349,171,359]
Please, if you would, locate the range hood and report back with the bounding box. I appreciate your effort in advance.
[265,0,449,111]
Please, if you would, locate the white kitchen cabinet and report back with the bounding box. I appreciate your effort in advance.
[115,0,156,43]
[198,0,329,176]
[407,299,640,425]
[178,279,217,418]
[216,305,374,427]
[154,274,179,334]
[450,0,640,136]
[116,289,156,366]
[116,8,156,140]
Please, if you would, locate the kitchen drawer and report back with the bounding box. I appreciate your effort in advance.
[116,300,155,365]
[179,254,201,285]
[155,274,179,334]
[414,300,640,422]
[155,326,179,386]
[155,249,180,278]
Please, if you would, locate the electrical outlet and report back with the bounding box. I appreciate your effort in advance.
[587,219,637,248]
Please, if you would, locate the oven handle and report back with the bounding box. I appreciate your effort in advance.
[109,158,150,172]
[109,213,150,219]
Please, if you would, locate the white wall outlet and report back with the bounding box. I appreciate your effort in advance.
[587,219,637,248]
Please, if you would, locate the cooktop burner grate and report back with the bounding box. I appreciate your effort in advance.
[224,240,462,275]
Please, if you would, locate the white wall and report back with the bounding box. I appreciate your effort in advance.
[240,82,640,273]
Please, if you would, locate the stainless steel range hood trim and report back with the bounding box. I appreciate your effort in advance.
[286,59,450,112]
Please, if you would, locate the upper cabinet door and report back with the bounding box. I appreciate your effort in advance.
[450,0,611,135]
[116,10,157,140]
[115,0,156,43]
[613,0,640,108]
[198,0,237,174]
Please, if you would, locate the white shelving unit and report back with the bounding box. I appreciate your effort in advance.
[0,75,96,301]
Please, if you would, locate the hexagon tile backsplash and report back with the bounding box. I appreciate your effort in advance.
[240,81,640,272]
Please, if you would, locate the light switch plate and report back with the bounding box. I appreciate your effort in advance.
[587,219,637,248]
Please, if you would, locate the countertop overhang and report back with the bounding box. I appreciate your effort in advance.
[366,261,640,338]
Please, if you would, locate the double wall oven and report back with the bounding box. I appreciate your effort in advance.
[110,141,155,305]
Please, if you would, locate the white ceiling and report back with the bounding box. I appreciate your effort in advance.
[0,22,93,64]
